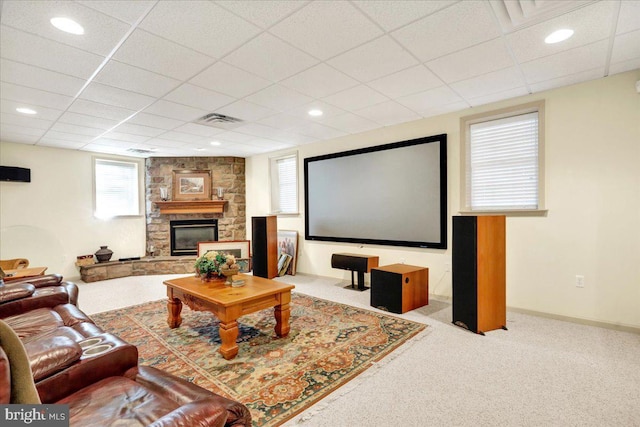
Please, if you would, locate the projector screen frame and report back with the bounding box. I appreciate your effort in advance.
[304,134,447,249]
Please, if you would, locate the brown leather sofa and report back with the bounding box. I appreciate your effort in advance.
[0,274,79,317]
[1,319,231,427]
[0,277,252,427]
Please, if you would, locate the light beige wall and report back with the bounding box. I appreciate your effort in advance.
[0,144,146,279]
[246,70,640,329]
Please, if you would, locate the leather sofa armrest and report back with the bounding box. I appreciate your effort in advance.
[126,366,252,427]
[6,274,63,288]
[0,284,35,303]
[0,287,70,319]
[24,336,82,381]
[148,401,228,427]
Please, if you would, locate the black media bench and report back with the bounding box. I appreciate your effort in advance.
[331,253,380,291]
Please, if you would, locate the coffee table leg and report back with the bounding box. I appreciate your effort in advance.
[167,298,182,328]
[274,302,291,337]
[219,321,239,360]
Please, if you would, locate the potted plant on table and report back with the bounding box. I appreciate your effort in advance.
[194,250,239,283]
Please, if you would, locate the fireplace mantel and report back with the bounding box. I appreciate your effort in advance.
[156,200,227,214]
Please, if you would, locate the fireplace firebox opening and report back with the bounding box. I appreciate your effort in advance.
[170,219,218,256]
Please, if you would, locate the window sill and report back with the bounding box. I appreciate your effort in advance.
[458,209,548,217]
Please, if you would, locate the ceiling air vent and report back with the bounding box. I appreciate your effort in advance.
[194,113,244,130]
[127,148,155,154]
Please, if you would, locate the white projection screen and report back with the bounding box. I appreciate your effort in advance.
[304,134,447,249]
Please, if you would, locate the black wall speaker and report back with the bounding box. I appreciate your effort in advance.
[251,215,278,279]
[0,166,31,182]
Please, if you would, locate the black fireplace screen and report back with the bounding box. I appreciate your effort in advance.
[170,219,218,256]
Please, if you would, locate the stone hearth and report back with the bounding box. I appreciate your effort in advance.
[79,256,196,282]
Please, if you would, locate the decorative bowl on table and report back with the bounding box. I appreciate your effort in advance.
[220,267,240,285]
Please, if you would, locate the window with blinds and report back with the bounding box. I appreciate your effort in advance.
[462,102,544,213]
[270,153,298,215]
[94,158,141,218]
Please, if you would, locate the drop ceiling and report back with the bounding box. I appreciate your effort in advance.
[1,0,638,158]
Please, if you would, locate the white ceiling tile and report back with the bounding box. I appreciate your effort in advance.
[419,100,470,119]
[528,68,605,93]
[87,138,135,148]
[43,130,94,143]
[0,0,132,56]
[163,84,235,112]
[1,99,63,121]
[0,82,74,110]
[244,85,313,111]
[100,131,149,143]
[126,112,185,130]
[450,67,525,100]
[368,65,443,98]
[427,38,515,84]
[113,29,215,80]
[392,1,500,62]
[79,82,155,110]
[0,26,104,79]
[139,0,260,58]
[506,1,616,64]
[355,100,421,126]
[155,130,205,143]
[616,1,640,34]
[77,0,155,24]
[286,121,346,140]
[521,40,608,84]
[94,60,181,97]
[215,100,278,122]
[217,0,306,29]
[608,57,640,75]
[466,87,530,108]
[328,36,419,82]
[67,99,136,122]
[190,61,272,98]
[320,112,379,134]
[50,122,104,137]
[0,112,53,129]
[224,33,319,82]
[142,100,208,122]
[280,63,359,98]
[0,132,39,144]
[39,139,86,149]
[111,122,166,138]
[58,112,120,130]
[172,123,226,137]
[286,100,347,121]
[0,59,85,97]
[611,29,640,64]
[258,113,311,130]
[396,86,464,113]
[142,137,185,148]
[213,131,255,144]
[270,1,383,60]
[354,1,456,31]
[1,124,47,138]
[322,85,388,111]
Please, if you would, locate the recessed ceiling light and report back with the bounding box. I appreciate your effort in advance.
[308,109,323,117]
[50,17,84,35]
[16,107,37,115]
[210,141,221,146]
[194,148,206,151]
[545,29,574,44]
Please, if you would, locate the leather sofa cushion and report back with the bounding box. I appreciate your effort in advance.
[0,284,35,303]
[3,308,64,340]
[58,376,181,426]
[24,336,82,382]
[0,347,9,404]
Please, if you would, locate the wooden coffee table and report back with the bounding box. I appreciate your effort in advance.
[163,274,294,360]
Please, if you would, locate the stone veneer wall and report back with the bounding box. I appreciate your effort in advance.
[145,157,246,256]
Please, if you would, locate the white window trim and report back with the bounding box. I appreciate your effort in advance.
[460,100,547,216]
[269,151,299,216]
[92,155,145,219]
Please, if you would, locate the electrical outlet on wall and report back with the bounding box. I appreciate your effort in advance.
[575,275,585,288]
[445,263,451,272]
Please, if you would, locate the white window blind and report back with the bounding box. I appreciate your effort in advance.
[467,111,539,211]
[270,153,298,214]
[94,158,140,218]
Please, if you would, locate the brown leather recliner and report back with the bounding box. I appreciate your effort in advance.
[1,319,231,427]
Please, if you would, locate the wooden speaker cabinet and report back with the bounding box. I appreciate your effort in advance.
[371,264,429,314]
[252,215,278,279]
[452,216,506,335]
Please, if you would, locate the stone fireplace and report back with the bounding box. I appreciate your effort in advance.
[145,157,246,257]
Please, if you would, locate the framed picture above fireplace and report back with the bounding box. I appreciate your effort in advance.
[197,240,251,259]
[172,169,212,201]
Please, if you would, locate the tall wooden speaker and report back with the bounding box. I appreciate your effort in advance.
[252,215,278,279]
[452,215,506,335]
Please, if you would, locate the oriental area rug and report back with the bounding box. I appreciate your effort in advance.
[92,293,426,426]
